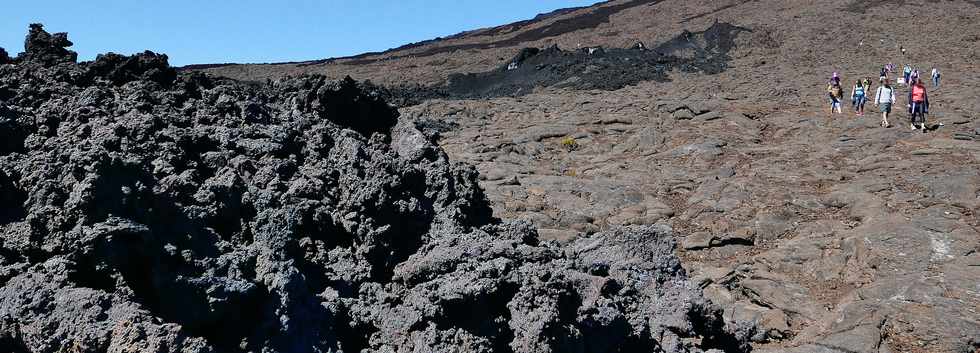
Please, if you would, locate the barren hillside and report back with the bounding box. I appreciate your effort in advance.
[193,1,980,352]
[1,0,978,352]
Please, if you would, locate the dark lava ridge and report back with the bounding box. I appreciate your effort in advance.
[380,22,747,104]
[181,0,662,70]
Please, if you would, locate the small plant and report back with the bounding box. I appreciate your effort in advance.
[560,136,578,151]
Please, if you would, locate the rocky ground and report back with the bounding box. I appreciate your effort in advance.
[400,71,980,352]
[0,24,750,353]
[365,1,980,351]
[5,0,980,352]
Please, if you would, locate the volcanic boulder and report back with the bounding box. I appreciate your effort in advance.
[0,25,747,353]
[18,23,78,65]
[85,51,177,86]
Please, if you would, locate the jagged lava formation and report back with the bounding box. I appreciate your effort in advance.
[373,22,746,106]
[0,25,748,353]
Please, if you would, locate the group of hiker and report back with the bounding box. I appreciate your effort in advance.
[826,63,939,131]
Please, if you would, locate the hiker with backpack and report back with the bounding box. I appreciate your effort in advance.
[931,67,941,87]
[903,64,912,85]
[851,79,868,116]
[880,66,888,83]
[828,79,844,115]
[874,79,897,127]
[908,79,929,130]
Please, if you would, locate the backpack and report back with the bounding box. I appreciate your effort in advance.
[911,85,926,102]
[877,87,893,103]
[854,85,865,96]
[830,85,842,97]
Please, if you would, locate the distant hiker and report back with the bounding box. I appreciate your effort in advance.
[880,66,888,83]
[851,80,867,116]
[830,71,841,85]
[901,45,906,56]
[875,79,896,127]
[910,68,920,84]
[863,77,874,93]
[931,67,941,87]
[828,80,844,115]
[903,64,912,85]
[908,79,929,130]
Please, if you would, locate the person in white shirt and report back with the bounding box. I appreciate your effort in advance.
[931,67,941,87]
[874,79,897,128]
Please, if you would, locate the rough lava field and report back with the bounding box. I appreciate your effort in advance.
[2,0,980,352]
[195,1,980,352]
[0,24,748,353]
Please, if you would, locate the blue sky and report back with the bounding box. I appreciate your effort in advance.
[0,0,599,66]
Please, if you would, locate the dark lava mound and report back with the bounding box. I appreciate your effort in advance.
[381,22,747,104]
[0,25,748,352]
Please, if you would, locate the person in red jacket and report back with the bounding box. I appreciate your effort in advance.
[907,79,929,131]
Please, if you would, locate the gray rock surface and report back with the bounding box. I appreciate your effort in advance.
[401,46,980,353]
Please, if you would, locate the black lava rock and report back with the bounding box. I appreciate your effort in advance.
[85,51,178,86]
[18,23,78,65]
[0,47,10,65]
[0,24,748,353]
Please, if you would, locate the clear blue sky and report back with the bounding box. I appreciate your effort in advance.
[1,0,599,66]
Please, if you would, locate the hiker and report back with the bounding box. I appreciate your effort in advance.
[874,79,896,127]
[828,80,844,115]
[830,71,841,85]
[901,45,906,56]
[907,79,929,130]
[880,66,888,83]
[910,68,920,84]
[851,79,867,116]
[863,77,874,93]
[903,64,912,85]
[931,67,941,87]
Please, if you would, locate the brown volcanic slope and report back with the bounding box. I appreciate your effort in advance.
[190,1,980,352]
[192,0,980,89]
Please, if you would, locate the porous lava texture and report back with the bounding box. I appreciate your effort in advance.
[0,25,747,353]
